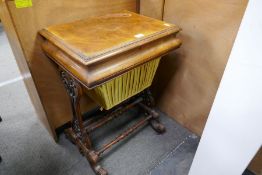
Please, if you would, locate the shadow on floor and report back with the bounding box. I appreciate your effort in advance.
[59,108,200,175]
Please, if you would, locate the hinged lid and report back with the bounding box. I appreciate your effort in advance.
[39,11,182,89]
[40,11,180,66]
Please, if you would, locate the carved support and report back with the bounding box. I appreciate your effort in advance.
[61,71,92,148]
[60,71,107,175]
[60,76,165,175]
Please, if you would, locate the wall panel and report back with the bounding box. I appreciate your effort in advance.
[140,0,164,20]
[156,0,248,135]
[158,1,261,173]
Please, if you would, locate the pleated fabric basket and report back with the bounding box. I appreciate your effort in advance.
[86,58,160,110]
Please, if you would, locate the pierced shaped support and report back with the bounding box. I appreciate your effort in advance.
[61,71,166,175]
[61,71,107,175]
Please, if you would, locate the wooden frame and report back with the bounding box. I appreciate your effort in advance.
[39,11,182,174]
[61,69,165,174]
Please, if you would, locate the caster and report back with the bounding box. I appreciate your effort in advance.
[94,165,108,175]
[150,120,166,134]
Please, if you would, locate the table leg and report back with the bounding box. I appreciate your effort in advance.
[141,89,166,134]
[60,71,107,175]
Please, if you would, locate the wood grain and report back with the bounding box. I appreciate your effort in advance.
[0,0,137,139]
[249,148,262,175]
[140,0,164,20]
[40,11,178,66]
[155,0,248,135]
[156,1,261,173]
[40,11,181,89]
[0,1,55,138]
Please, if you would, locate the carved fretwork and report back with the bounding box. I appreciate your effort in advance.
[60,71,92,148]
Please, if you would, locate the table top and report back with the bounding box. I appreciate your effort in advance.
[39,11,181,89]
[40,11,180,65]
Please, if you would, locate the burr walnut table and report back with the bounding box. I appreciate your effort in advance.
[39,11,181,175]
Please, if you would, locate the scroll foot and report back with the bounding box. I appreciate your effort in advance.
[94,165,108,175]
[150,120,166,134]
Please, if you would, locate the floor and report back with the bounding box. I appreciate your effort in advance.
[0,79,199,175]
[0,23,201,175]
[0,21,257,175]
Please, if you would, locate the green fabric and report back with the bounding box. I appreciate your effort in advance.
[86,58,160,110]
